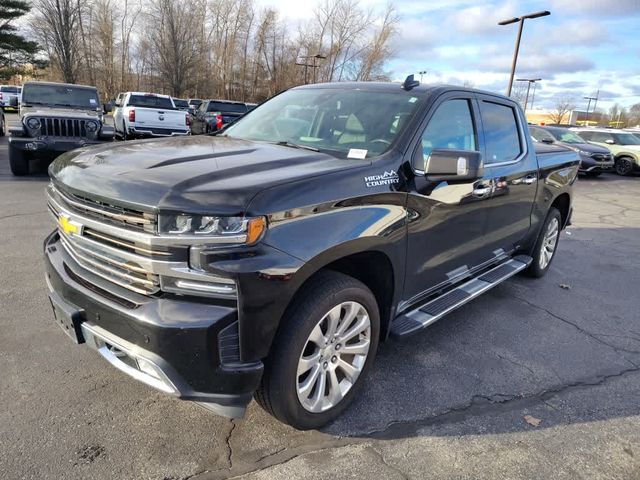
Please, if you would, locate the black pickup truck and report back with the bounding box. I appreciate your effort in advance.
[44,79,579,429]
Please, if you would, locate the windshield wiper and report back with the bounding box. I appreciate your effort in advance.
[274,141,319,152]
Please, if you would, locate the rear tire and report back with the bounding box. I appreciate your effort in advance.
[615,157,634,176]
[0,114,5,136]
[9,144,30,176]
[525,207,561,278]
[255,270,380,430]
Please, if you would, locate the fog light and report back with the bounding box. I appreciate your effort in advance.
[160,275,237,298]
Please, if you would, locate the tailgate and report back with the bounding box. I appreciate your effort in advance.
[133,108,186,130]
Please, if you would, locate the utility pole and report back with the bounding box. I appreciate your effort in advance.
[516,78,541,110]
[530,81,538,110]
[296,54,326,85]
[499,11,550,97]
[584,94,597,123]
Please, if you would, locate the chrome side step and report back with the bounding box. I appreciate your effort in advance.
[390,255,532,338]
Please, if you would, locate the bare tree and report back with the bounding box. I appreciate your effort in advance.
[30,0,83,83]
[549,96,575,125]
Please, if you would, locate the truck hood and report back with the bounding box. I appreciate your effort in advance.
[563,142,611,154]
[22,106,101,119]
[50,135,362,215]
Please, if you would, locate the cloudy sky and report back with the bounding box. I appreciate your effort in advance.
[256,0,640,111]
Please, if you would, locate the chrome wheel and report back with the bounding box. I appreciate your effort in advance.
[296,301,371,413]
[539,217,559,269]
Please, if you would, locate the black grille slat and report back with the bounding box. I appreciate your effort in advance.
[37,117,93,138]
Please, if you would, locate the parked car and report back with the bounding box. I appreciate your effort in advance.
[8,81,114,176]
[530,125,613,177]
[0,85,21,111]
[44,80,578,429]
[172,98,190,111]
[188,98,203,110]
[113,92,190,139]
[190,99,249,134]
[571,127,640,176]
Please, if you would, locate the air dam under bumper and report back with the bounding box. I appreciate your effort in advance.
[44,231,263,418]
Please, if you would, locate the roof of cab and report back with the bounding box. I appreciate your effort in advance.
[22,80,97,90]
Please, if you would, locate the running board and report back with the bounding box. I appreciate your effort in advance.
[390,255,532,338]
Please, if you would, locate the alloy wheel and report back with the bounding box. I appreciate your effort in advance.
[296,301,371,413]
[539,217,559,270]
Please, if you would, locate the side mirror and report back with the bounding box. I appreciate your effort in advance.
[541,138,554,144]
[604,139,615,145]
[413,148,483,182]
[103,103,113,114]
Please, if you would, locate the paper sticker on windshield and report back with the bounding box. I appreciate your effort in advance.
[89,99,97,104]
[409,97,418,103]
[348,149,368,159]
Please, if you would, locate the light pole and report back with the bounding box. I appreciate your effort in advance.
[499,11,550,97]
[296,54,326,84]
[516,78,541,110]
[584,95,597,123]
[418,70,428,83]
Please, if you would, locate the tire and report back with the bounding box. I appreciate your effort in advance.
[9,144,30,176]
[525,207,561,278]
[255,270,380,430]
[615,157,634,176]
[0,115,5,136]
[121,122,129,141]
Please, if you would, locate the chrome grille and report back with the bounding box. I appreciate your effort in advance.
[48,184,155,233]
[39,117,89,137]
[591,153,612,161]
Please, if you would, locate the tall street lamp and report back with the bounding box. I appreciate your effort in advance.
[516,78,541,111]
[418,70,428,82]
[499,11,550,97]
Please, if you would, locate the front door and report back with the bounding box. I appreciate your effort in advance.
[403,94,495,306]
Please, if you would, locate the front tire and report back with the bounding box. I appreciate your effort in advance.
[9,144,30,176]
[525,207,561,278]
[615,157,634,176]
[255,271,380,430]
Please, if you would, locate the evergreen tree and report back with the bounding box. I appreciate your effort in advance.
[0,0,42,79]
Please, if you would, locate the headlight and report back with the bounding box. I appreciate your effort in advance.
[577,150,592,156]
[26,117,41,130]
[85,120,99,133]
[159,214,267,244]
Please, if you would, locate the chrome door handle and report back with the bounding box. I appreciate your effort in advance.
[472,186,492,196]
[522,175,537,185]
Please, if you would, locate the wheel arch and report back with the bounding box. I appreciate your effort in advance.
[550,192,571,228]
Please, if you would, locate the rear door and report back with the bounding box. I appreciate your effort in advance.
[403,93,496,304]
[476,94,538,255]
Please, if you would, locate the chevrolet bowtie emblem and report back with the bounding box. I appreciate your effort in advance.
[58,214,83,236]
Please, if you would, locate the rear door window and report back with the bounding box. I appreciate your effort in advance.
[479,101,523,164]
[127,95,175,110]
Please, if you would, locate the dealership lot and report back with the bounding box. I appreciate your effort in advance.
[1,112,639,479]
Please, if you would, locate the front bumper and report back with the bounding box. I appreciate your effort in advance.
[579,155,614,172]
[9,136,109,154]
[129,127,190,138]
[44,231,263,417]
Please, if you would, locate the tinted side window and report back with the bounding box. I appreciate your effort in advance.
[590,132,613,143]
[480,101,522,163]
[420,99,477,158]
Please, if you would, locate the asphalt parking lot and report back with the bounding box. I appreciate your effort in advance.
[1,112,639,480]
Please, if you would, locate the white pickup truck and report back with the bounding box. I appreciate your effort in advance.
[113,92,190,139]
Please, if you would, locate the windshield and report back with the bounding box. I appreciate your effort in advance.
[22,84,100,109]
[173,98,189,108]
[127,95,175,110]
[224,88,422,158]
[615,133,640,145]
[208,102,247,113]
[553,129,585,144]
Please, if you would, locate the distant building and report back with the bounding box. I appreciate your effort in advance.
[524,108,603,126]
